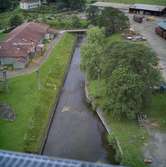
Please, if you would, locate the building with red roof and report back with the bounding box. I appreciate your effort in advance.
[0,22,56,69]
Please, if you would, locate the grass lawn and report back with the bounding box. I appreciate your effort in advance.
[0,32,7,42]
[146,93,166,129]
[107,117,147,167]
[0,33,76,152]
[100,0,166,5]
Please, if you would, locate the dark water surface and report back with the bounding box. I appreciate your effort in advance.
[43,37,113,163]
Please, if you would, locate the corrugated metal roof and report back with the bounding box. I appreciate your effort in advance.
[159,20,166,30]
[130,4,166,12]
[0,150,124,167]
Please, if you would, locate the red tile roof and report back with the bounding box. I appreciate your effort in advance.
[0,22,49,59]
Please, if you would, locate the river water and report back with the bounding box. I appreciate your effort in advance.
[43,36,113,163]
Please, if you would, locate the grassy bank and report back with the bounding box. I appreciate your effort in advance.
[0,33,76,152]
[100,0,166,5]
[88,79,148,167]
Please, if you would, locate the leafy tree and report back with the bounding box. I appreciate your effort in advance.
[101,42,161,119]
[9,15,24,28]
[0,0,18,12]
[102,42,160,88]
[86,5,99,25]
[87,6,129,35]
[0,0,11,12]
[81,27,105,80]
[55,0,86,10]
[81,27,161,119]
[106,67,145,119]
[71,16,81,28]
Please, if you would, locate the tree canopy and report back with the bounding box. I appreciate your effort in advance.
[87,6,129,35]
[81,27,105,80]
[81,27,161,119]
[9,14,23,28]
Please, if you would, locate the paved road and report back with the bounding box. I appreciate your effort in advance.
[43,37,110,162]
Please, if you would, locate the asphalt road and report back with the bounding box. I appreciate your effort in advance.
[43,37,109,162]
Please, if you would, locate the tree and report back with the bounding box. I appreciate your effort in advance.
[81,27,105,80]
[9,15,23,28]
[87,7,129,35]
[71,16,81,28]
[86,6,100,25]
[102,42,161,119]
[102,42,160,88]
[0,0,11,12]
[106,67,145,119]
[81,27,161,119]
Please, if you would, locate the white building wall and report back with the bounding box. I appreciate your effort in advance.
[20,1,41,10]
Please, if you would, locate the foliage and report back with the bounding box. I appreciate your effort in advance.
[0,0,18,12]
[55,0,86,10]
[103,41,161,100]
[81,28,160,119]
[0,33,76,152]
[81,27,105,79]
[9,14,23,28]
[88,79,148,167]
[87,6,129,35]
[107,67,145,119]
[47,15,89,29]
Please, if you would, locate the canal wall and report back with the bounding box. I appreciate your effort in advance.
[84,81,123,164]
[39,35,78,154]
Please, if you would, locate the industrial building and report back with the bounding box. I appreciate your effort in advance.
[129,4,166,16]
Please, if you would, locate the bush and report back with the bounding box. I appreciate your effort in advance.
[9,14,23,28]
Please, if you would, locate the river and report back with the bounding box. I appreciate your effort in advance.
[42,36,113,163]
